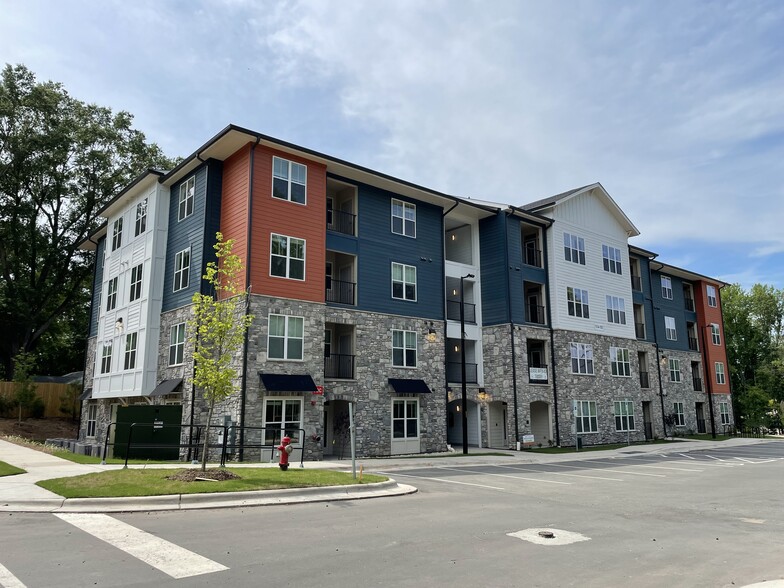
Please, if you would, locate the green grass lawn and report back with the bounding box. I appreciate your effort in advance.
[37,468,388,498]
[51,450,178,466]
[0,460,26,477]
[527,439,676,454]
[681,434,731,441]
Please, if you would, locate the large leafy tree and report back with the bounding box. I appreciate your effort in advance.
[0,64,176,378]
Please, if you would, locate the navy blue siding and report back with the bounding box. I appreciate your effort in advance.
[326,232,359,255]
[88,237,106,337]
[631,253,655,343]
[201,159,224,293]
[479,213,509,325]
[162,165,209,311]
[650,269,690,352]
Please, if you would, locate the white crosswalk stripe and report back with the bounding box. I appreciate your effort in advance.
[0,563,27,588]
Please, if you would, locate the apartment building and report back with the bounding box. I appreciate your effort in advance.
[78,125,733,458]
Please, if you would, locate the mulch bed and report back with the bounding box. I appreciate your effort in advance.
[166,469,241,482]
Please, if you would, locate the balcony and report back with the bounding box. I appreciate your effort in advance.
[528,365,548,384]
[631,275,642,291]
[447,362,478,384]
[446,300,476,323]
[524,246,542,268]
[324,354,355,379]
[684,298,695,312]
[693,377,702,392]
[327,208,356,236]
[635,322,646,339]
[688,337,698,351]
[526,305,546,325]
[639,371,650,388]
[326,278,356,305]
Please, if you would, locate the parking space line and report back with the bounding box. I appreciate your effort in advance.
[385,472,505,490]
[677,453,696,460]
[607,457,703,472]
[571,461,668,477]
[0,563,27,588]
[703,455,734,462]
[492,464,625,482]
[53,514,228,579]
[436,466,571,485]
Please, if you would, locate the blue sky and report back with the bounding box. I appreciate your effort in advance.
[2,0,783,288]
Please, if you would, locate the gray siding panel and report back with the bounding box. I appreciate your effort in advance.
[479,214,509,325]
[201,159,224,292]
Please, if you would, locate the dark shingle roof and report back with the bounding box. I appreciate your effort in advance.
[521,183,596,211]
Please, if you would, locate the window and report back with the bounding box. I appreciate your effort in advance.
[263,398,303,445]
[715,362,726,385]
[178,176,195,221]
[129,264,143,302]
[111,218,123,251]
[124,332,138,370]
[270,234,305,280]
[86,404,97,438]
[570,342,594,375]
[665,316,677,341]
[711,323,721,345]
[602,245,622,275]
[100,343,112,374]
[605,296,627,325]
[106,277,118,311]
[392,398,419,439]
[614,400,635,432]
[610,347,630,377]
[673,402,685,427]
[169,323,186,365]
[272,156,307,204]
[669,358,681,383]
[567,287,590,318]
[391,199,416,238]
[574,400,598,433]
[720,402,730,425]
[135,199,147,236]
[392,262,417,301]
[173,249,190,292]
[267,314,304,360]
[563,232,585,265]
[661,276,673,299]
[324,329,332,358]
[392,330,417,367]
[707,285,717,307]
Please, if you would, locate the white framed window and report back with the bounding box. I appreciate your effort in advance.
[392,330,417,367]
[605,296,627,325]
[135,199,147,237]
[272,156,307,204]
[669,358,681,383]
[567,287,590,318]
[614,400,635,432]
[106,277,118,311]
[100,343,112,374]
[86,404,97,438]
[111,218,123,251]
[168,323,186,366]
[178,176,195,221]
[711,323,721,345]
[124,332,138,370]
[707,285,717,307]
[661,276,673,300]
[129,264,143,302]
[173,248,191,292]
[392,398,419,440]
[263,397,303,445]
[610,347,631,377]
[602,245,622,275]
[267,314,304,360]
[715,362,726,385]
[720,402,730,425]
[323,328,332,358]
[665,316,677,341]
[563,232,585,265]
[270,234,305,280]
[673,402,685,427]
[574,400,598,433]
[391,199,416,238]
[570,342,594,375]
[392,262,417,301]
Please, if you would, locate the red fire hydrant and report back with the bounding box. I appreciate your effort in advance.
[277,436,293,470]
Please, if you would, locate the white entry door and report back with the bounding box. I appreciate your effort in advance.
[391,398,420,454]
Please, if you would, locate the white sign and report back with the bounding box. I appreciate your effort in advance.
[529,367,548,381]
[522,434,535,445]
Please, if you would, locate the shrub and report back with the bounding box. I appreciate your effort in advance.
[30,397,45,419]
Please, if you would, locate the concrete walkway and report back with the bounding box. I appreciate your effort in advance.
[0,436,774,512]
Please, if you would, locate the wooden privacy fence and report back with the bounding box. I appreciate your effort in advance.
[0,382,78,418]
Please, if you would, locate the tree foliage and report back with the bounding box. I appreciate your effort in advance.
[0,64,176,378]
[188,233,253,471]
[12,350,37,423]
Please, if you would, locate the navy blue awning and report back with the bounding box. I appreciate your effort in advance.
[388,378,432,394]
[149,378,183,397]
[260,373,318,392]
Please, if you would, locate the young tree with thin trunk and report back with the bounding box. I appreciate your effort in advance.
[188,233,253,471]
[13,351,36,423]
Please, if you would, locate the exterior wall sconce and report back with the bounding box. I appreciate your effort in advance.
[424,321,437,343]
[115,317,124,333]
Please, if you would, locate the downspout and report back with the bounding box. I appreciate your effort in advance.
[647,259,669,438]
[717,284,735,427]
[698,321,717,438]
[503,212,520,444]
[543,225,560,446]
[441,201,458,443]
[239,138,260,461]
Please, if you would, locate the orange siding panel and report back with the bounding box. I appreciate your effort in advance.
[694,280,730,394]
[220,145,251,288]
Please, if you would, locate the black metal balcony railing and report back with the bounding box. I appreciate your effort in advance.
[524,246,542,268]
[526,305,546,325]
[635,322,646,339]
[639,371,650,388]
[446,300,476,323]
[631,275,643,291]
[688,337,698,351]
[693,377,703,392]
[684,298,695,312]
[326,208,356,236]
[325,278,356,305]
[324,354,355,379]
[528,364,548,384]
[447,362,478,384]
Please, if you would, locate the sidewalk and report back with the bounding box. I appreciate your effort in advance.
[0,436,772,513]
